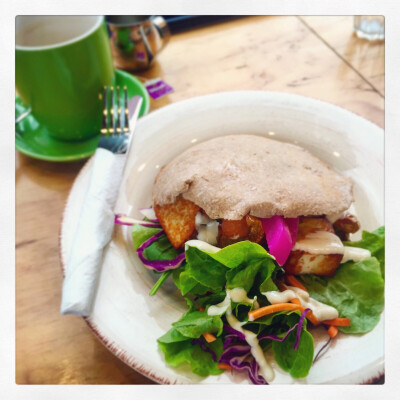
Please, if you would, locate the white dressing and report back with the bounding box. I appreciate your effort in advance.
[293,231,343,254]
[228,287,259,309]
[185,239,220,253]
[207,288,259,316]
[342,247,371,263]
[207,289,274,382]
[207,294,231,316]
[195,212,219,245]
[293,231,371,263]
[262,286,339,322]
[195,213,211,225]
[197,222,219,245]
[264,290,296,305]
[226,309,275,382]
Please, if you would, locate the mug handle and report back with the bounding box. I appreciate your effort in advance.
[150,15,171,51]
[138,25,154,65]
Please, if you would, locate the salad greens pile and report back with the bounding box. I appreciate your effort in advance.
[131,224,385,384]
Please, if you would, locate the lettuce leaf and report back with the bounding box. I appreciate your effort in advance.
[131,224,161,250]
[179,241,278,297]
[272,327,314,378]
[207,240,274,269]
[344,226,385,277]
[131,224,181,261]
[184,246,227,291]
[158,327,189,344]
[172,310,224,338]
[247,312,315,378]
[158,313,224,377]
[158,328,224,377]
[226,259,265,293]
[299,257,384,333]
[173,267,211,296]
[196,291,227,308]
[136,220,386,382]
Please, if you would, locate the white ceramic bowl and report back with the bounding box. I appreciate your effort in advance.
[61,91,384,384]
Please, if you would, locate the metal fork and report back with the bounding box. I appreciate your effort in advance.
[99,86,142,154]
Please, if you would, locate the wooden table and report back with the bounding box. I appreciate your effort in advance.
[16,16,384,385]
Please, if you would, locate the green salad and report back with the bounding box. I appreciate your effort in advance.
[118,212,385,385]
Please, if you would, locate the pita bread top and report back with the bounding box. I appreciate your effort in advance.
[152,135,353,220]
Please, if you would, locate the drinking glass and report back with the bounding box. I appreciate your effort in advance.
[354,16,384,41]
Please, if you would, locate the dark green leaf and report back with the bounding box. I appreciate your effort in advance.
[144,234,181,261]
[184,246,227,291]
[207,240,274,269]
[149,270,172,296]
[176,268,210,296]
[131,224,181,260]
[226,260,262,292]
[131,224,161,250]
[172,311,223,338]
[197,291,227,307]
[272,328,314,378]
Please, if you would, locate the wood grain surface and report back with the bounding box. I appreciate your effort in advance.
[300,16,385,96]
[15,15,384,385]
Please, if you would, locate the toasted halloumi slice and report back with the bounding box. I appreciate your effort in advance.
[217,215,264,247]
[154,197,200,249]
[284,251,343,277]
[284,216,342,277]
[296,216,335,240]
[333,213,360,234]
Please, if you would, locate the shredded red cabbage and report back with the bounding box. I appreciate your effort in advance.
[219,325,267,384]
[219,309,309,384]
[219,342,267,385]
[223,325,246,341]
[136,230,186,272]
[294,308,309,349]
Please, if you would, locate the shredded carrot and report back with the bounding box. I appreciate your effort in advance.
[217,362,233,370]
[323,317,350,326]
[248,303,301,320]
[327,325,339,338]
[302,309,320,326]
[290,298,302,306]
[202,332,217,343]
[285,275,308,292]
[198,306,205,312]
[249,303,320,326]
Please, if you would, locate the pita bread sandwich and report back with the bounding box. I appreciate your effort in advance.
[125,134,384,385]
[152,135,364,277]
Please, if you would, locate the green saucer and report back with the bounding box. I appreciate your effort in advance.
[15,69,150,162]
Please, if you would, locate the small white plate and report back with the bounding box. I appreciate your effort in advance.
[61,91,384,384]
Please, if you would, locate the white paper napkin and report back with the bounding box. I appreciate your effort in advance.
[60,148,126,316]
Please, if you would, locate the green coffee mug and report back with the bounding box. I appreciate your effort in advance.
[15,16,114,141]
